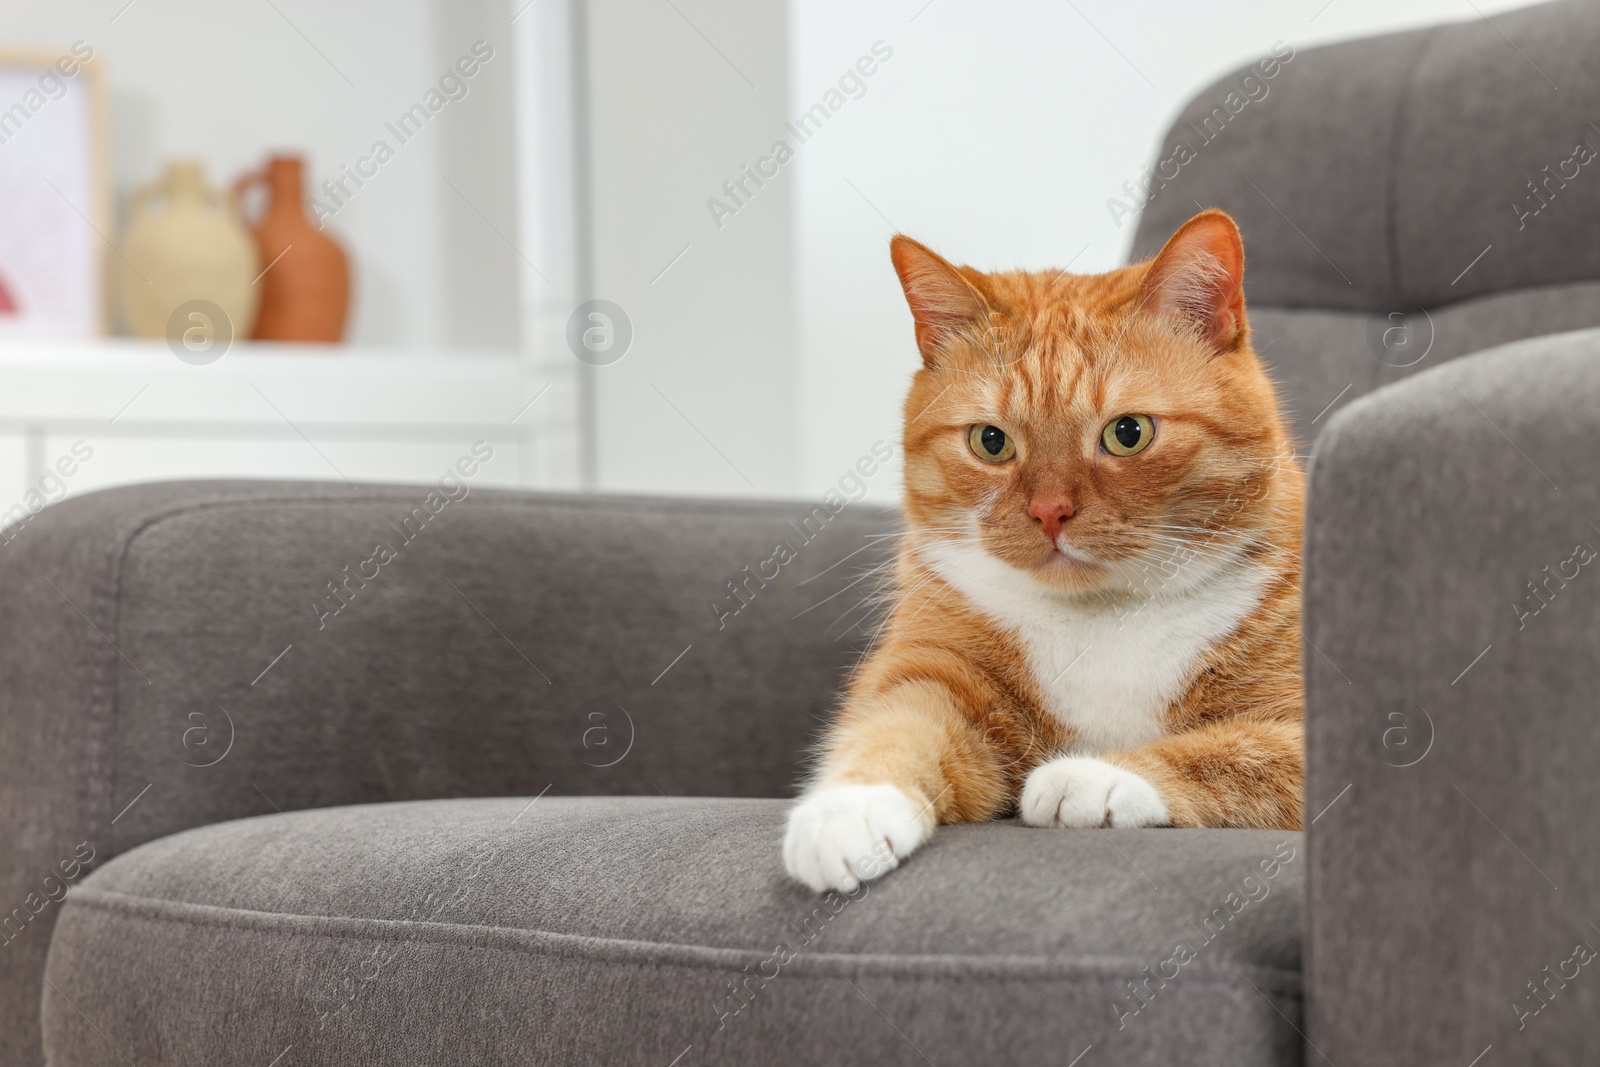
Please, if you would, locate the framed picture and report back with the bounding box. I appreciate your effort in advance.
[0,44,108,339]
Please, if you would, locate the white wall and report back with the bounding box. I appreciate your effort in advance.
[788,0,1539,496]
[0,0,521,351]
[582,0,800,497]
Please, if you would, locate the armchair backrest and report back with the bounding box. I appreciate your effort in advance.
[1130,0,1600,441]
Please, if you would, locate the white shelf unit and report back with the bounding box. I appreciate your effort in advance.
[0,0,588,507]
[0,340,578,515]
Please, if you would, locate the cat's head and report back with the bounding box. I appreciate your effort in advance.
[891,210,1296,597]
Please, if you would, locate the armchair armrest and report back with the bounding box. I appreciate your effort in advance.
[0,478,892,1065]
[1304,328,1600,1065]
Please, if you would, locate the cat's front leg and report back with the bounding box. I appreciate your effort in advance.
[783,782,934,894]
[1097,717,1304,829]
[1018,756,1171,829]
[1020,717,1303,830]
[783,679,1008,893]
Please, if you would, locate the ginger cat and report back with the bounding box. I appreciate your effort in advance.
[783,210,1303,893]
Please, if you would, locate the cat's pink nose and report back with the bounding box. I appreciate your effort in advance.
[1029,497,1077,540]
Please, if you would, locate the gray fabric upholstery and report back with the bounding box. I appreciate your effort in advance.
[1304,328,1600,1065]
[44,796,1303,1066]
[0,481,894,1066]
[1134,0,1600,310]
[1131,0,1600,445]
[1249,278,1600,442]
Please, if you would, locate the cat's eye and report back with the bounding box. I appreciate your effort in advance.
[1101,414,1155,457]
[967,424,1016,463]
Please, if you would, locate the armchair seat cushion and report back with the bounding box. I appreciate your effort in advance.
[42,796,1304,1066]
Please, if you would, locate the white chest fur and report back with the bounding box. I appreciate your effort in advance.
[919,540,1270,753]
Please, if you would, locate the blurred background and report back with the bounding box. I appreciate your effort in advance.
[0,0,1536,518]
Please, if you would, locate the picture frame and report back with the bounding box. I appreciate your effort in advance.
[0,44,109,339]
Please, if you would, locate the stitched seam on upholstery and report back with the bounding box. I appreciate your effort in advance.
[110,490,896,526]
[61,889,1303,992]
[1384,26,1441,305]
[100,488,485,857]
[87,484,895,860]
[100,496,327,857]
[1249,276,1600,319]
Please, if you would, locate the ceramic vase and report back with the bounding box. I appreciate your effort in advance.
[233,155,351,343]
[119,160,260,340]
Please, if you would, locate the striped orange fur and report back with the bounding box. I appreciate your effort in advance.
[783,210,1304,893]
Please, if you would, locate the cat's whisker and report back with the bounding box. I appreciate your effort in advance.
[825,585,889,638]
[899,581,960,630]
[829,562,916,643]
[860,566,946,624]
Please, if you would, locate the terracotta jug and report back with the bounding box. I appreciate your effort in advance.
[233,155,351,343]
[119,160,260,340]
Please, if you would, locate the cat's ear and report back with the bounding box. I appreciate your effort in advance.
[890,236,990,367]
[1138,210,1246,352]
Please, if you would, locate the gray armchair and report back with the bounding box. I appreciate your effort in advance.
[8,2,1599,1064]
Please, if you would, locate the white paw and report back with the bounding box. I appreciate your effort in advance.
[782,784,933,893]
[1019,757,1170,829]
